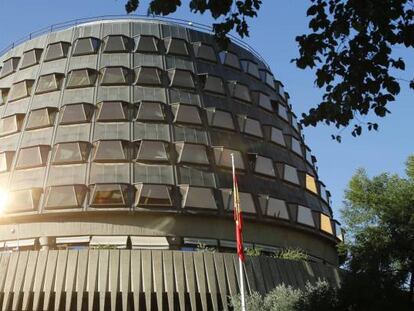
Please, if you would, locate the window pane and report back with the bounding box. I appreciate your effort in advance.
[135,66,162,86]
[93,140,129,162]
[52,142,90,164]
[297,205,315,227]
[278,104,289,121]
[36,74,62,94]
[16,146,50,169]
[44,185,86,209]
[270,127,285,146]
[67,69,96,88]
[320,213,333,234]
[221,189,256,213]
[90,184,129,206]
[0,88,9,105]
[168,69,195,89]
[6,189,42,213]
[238,116,263,138]
[254,155,275,177]
[165,37,189,56]
[136,101,164,121]
[0,58,20,77]
[176,143,209,165]
[291,137,303,156]
[241,60,260,78]
[21,49,42,69]
[259,195,289,219]
[135,183,171,206]
[73,37,100,56]
[101,67,130,85]
[228,81,251,103]
[172,104,202,125]
[219,51,240,69]
[0,151,14,173]
[135,140,168,162]
[26,108,56,130]
[213,148,244,169]
[103,35,131,53]
[97,101,128,122]
[177,166,216,187]
[193,42,217,62]
[134,163,174,184]
[0,114,24,137]
[306,174,318,194]
[206,109,235,130]
[180,185,217,209]
[135,35,159,53]
[173,126,208,145]
[60,104,94,124]
[9,80,34,101]
[284,164,299,185]
[200,74,225,95]
[44,42,70,62]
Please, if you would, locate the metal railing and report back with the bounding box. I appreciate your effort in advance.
[0,14,271,69]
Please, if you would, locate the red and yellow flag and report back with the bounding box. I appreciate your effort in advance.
[232,166,245,262]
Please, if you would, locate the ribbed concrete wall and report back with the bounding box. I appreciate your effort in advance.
[0,249,340,311]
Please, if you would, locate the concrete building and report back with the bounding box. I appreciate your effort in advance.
[0,17,342,310]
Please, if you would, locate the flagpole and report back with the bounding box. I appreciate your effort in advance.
[231,153,246,311]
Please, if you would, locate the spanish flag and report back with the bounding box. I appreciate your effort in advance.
[232,156,245,262]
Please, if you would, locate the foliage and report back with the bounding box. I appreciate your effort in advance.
[340,155,414,308]
[274,248,309,261]
[196,242,216,253]
[245,247,262,257]
[263,284,302,311]
[296,280,339,311]
[229,291,265,311]
[124,0,414,138]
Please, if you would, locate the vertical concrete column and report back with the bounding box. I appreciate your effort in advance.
[39,236,56,250]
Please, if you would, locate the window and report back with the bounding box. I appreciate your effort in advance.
[135,183,172,207]
[16,145,50,169]
[66,69,97,88]
[20,49,43,69]
[52,142,90,164]
[278,104,289,122]
[134,163,173,184]
[213,147,244,170]
[206,108,235,130]
[227,81,251,103]
[292,114,301,132]
[252,91,273,112]
[0,114,25,137]
[60,103,94,125]
[297,205,315,227]
[320,213,333,234]
[335,222,343,241]
[177,166,216,187]
[275,80,286,98]
[269,127,285,146]
[252,154,276,177]
[35,73,64,94]
[6,188,42,213]
[96,101,129,122]
[259,195,289,219]
[172,103,202,125]
[238,116,263,138]
[164,37,189,56]
[291,137,303,156]
[135,101,164,122]
[320,183,328,202]
[0,88,9,105]
[0,57,20,78]
[221,189,256,213]
[193,42,217,62]
[0,151,14,173]
[103,35,133,53]
[283,164,299,185]
[44,185,87,209]
[306,174,318,194]
[135,35,159,53]
[175,142,209,165]
[100,66,132,85]
[8,80,34,101]
[26,107,57,130]
[260,69,275,89]
[44,42,70,62]
[90,183,130,206]
[241,59,260,78]
[180,185,217,209]
[198,74,225,95]
[168,69,195,89]
[174,126,208,145]
[72,37,100,56]
[219,51,240,70]
[93,140,130,162]
[134,122,170,141]
[135,140,169,162]
[305,148,313,164]
[134,66,162,86]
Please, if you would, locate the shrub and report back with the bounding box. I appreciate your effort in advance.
[296,280,339,311]
[245,247,262,257]
[229,291,265,311]
[263,284,302,311]
[274,248,309,261]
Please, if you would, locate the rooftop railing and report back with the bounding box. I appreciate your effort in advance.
[0,14,271,69]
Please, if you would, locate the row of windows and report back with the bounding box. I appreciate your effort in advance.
[0,37,279,90]
[3,183,337,236]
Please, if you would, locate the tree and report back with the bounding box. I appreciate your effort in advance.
[339,156,414,309]
[124,0,414,139]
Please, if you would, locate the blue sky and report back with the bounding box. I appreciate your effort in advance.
[1,0,413,218]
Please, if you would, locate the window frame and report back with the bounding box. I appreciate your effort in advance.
[72,37,100,56]
[66,68,97,89]
[44,41,71,62]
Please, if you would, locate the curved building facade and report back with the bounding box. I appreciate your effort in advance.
[0,18,342,310]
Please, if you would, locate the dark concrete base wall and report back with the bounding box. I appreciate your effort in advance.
[0,249,341,311]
